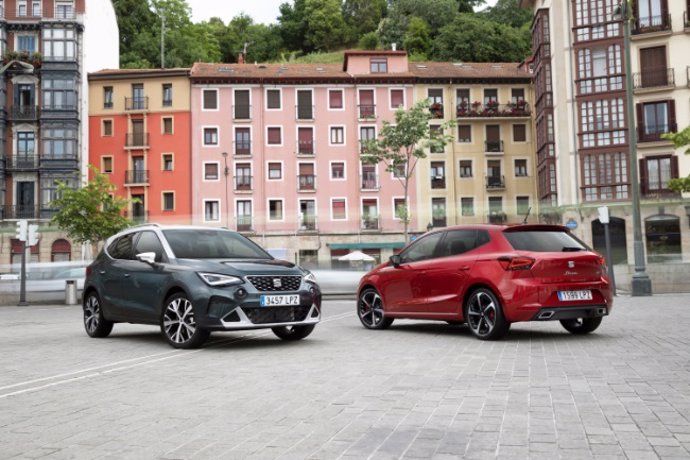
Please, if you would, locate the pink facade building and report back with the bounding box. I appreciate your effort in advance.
[190,51,416,266]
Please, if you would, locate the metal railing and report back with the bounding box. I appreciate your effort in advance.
[296,104,314,120]
[486,175,506,189]
[358,105,376,119]
[633,68,675,89]
[234,140,251,155]
[1,205,39,219]
[233,104,252,120]
[42,103,77,111]
[125,97,148,111]
[236,216,252,232]
[485,140,504,153]
[125,170,149,184]
[10,106,38,120]
[299,215,317,231]
[431,176,446,189]
[361,217,380,230]
[7,155,38,169]
[637,122,678,142]
[125,133,150,148]
[298,174,316,191]
[456,102,531,117]
[360,173,379,190]
[297,140,314,155]
[633,14,672,34]
[234,175,252,191]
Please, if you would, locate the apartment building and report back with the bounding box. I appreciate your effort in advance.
[0,0,118,265]
[408,62,536,229]
[88,69,192,225]
[520,0,690,291]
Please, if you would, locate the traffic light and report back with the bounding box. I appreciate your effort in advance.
[16,220,28,242]
[28,224,40,247]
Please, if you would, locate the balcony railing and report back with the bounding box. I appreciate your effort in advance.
[42,103,77,111]
[236,215,252,232]
[358,104,376,119]
[633,14,672,35]
[299,215,317,231]
[233,104,251,120]
[456,102,531,118]
[638,122,677,142]
[125,133,150,148]
[488,211,507,224]
[360,173,379,190]
[429,103,444,119]
[10,106,37,120]
[633,68,675,89]
[486,175,505,189]
[298,174,316,191]
[124,210,150,223]
[125,97,148,111]
[296,104,314,120]
[234,176,252,191]
[432,217,447,228]
[125,170,149,184]
[485,140,504,153]
[297,140,314,155]
[431,176,446,189]
[361,217,380,231]
[7,155,37,169]
[2,205,39,219]
[234,141,251,155]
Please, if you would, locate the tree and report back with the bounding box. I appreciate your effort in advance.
[278,0,309,53]
[361,100,455,242]
[456,0,486,13]
[303,0,347,52]
[662,127,690,192]
[379,0,458,49]
[403,16,431,58]
[50,167,134,258]
[481,0,533,28]
[342,0,387,46]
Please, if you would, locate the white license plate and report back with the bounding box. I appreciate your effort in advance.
[557,290,593,301]
[260,294,300,307]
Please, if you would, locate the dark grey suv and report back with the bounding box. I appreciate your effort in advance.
[82,224,321,348]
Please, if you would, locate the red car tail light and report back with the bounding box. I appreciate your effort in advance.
[86,266,92,278]
[596,254,608,274]
[498,255,535,271]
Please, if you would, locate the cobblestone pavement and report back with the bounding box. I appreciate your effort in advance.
[1,295,690,459]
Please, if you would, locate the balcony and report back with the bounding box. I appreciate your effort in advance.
[486,175,505,190]
[429,103,444,119]
[298,174,316,191]
[358,105,376,119]
[488,211,507,224]
[299,215,317,232]
[297,140,314,156]
[9,105,38,121]
[632,14,672,35]
[234,141,251,156]
[234,176,252,192]
[233,104,251,120]
[7,155,37,170]
[485,140,504,154]
[236,215,253,232]
[432,216,447,228]
[431,176,446,189]
[125,97,148,111]
[2,205,39,219]
[296,104,314,120]
[361,217,380,231]
[125,133,150,148]
[360,173,379,190]
[125,170,149,185]
[456,101,531,118]
[638,122,677,143]
[633,68,675,91]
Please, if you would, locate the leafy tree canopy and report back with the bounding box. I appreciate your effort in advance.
[304,0,347,52]
[662,127,690,192]
[480,0,532,28]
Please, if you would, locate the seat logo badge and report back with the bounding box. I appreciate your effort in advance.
[273,278,282,288]
[568,261,575,268]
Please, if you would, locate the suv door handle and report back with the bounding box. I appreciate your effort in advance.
[457,265,470,271]
[124,273,130,278]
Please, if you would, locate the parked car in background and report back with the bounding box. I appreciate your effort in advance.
[357,224,613,340]
[83,224,321,348]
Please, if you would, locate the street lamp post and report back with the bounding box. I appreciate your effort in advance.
[615,1,652,296]
[222,151,230,228]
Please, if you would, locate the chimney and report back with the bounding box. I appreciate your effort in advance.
[392,43,397,51]
[238,52,245,64]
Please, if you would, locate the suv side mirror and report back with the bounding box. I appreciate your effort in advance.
[136,252,156,264]
[389,254,401,268]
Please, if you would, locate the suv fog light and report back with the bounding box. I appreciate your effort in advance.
[234,287,247,299]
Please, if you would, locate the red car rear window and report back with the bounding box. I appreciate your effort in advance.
[504,230,588,252]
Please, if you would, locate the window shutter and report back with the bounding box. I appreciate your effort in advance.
[639,158,648,196]
[267,90,280,109]
[671,155,679,179]
[636,103,644,140]
[668,99,676,131]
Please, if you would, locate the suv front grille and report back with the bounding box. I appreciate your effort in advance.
[242,306,310,324]
[246,275,302,292]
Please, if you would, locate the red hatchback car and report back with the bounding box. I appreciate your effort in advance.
[357,224,613,340]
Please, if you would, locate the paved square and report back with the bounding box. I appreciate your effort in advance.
[1,294,689,459]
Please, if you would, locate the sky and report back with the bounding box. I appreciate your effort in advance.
[187,0,499,25]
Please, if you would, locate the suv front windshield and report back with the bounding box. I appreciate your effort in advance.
[163,229,272,259]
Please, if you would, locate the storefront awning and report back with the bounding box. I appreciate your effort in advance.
[328,242,405,250]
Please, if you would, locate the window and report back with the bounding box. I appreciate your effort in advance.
[204,163,219,181]
[401,232,444,263]
[330,126,345,145]
[516,196,530,215]
[269,199,284,221]
[17,132,35,155]
[266,89,281,109]
[359,89,375,118]
[17,34,36,52]
[163,154,173,171]
[162,117,173,134]
[235,163,252,190]
[102,157,113,173]
[236,201,252,231]
[331,162,345,179]
[431,161,445,189]
[513,124,526,142]
[456,89,470,110]
[297,127,314,155]
[235,127,251,155]
[461,197,474,216]
[162,84,172,106]
[55,0,74,19]
[103,86,113,109]
[484,89,498,105]
[202,89,218,110]
[234,89,251,119]
[43,128,76,159]
[17,0,27,16]
[296,90,313,120]
[332,199,346,220]
[204,200,220,222]
[431,198,447,227]
[42,27,76,61]
[459,160,472,178]
[370,58,388,73]
[642,155,677,195]
[163,192,174,211]
[390,89,404,109]
[329,89,343,109]
[102,120,113,136]
[458,125,471,143]
[268,162,282,180]
[511,88,525,103]
[394,198,407,220]
[267,127,282,145]
[489,196,503,214]
[42,78,77,110]
[515,159,528,177]
[32,0,40,15]
[51,239,71,262]
[203,127,218,146]
[360,126,376,151]
[639,100,673,142]
[430,125,444,153]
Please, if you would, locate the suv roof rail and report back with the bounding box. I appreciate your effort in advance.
[130,223,161,229]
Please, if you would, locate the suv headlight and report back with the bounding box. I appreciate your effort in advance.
[198,272,243,287]
[304,271,317,284]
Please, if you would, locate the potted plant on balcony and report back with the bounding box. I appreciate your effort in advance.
[488,210,507,224]
[2,50,19,64]
[470,101,482,116]
[484,100,500,115]
[30,52,42,67]
[429,102,444,118]
[456,100,469,117]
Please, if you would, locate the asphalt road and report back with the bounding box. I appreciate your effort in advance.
[2,296,690,459]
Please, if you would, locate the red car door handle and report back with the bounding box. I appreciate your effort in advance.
[457,266,470,271]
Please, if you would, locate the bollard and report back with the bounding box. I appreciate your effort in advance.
[65,279,78,305]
